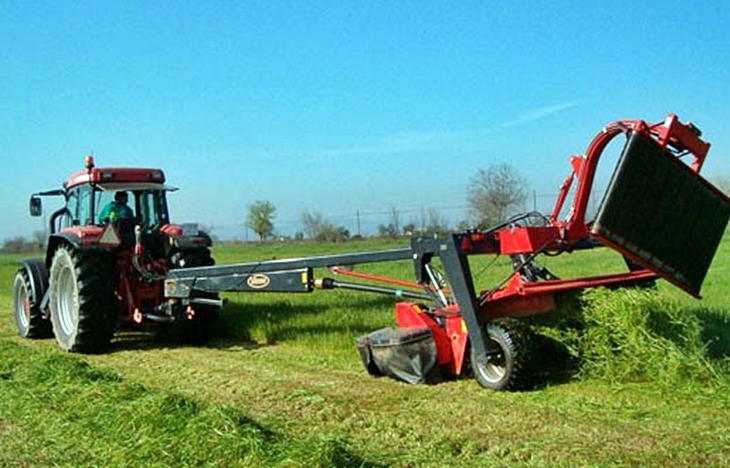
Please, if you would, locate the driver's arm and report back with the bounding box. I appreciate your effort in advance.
[98,204,111,223]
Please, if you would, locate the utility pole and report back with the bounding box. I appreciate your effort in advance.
[356,209,361,237]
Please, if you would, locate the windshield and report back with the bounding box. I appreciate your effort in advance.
[95,189,170,229]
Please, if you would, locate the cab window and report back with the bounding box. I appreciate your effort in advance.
[62,187,79,228]
[76,185,94,225]
[136,190,169,229]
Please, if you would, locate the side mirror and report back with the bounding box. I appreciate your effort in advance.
[30,197,42,217]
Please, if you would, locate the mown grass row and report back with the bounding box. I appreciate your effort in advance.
[0,340,377,468]
[528,288,729,389]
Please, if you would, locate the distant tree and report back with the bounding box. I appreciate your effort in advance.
[246,200,276,242]
[300,210,326,239]
[376,205,406,238]
[417,208,428,233]
[300,210,350,242]
[455,219,472,232]
[32,231,47,250]
[2,236,33,254]
[314,223,350,242]
[377,223,398,238]
[406,209,450,236]
[388,206,400,236]
[468,163,528,228]
[402,222,416,236]
[425,207,449,236]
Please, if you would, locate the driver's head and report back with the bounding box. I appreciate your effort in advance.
[115,191,128,204]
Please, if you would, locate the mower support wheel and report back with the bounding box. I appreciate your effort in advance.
[471,317,533,391]
[48,246,117,353]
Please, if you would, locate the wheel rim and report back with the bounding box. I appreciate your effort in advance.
[478,342,507,383]
[56,263,79,336]
[13,275,30,329]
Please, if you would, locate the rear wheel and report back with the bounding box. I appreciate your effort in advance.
[49,246,117,353]
[471,318,533,391]
[13,268,52,338]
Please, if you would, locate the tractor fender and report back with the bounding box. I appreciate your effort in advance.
[161,224,213,249]
[46,233,81,265]
[18,257,50,313]
[170,235,212,250]
[45,232,114,266]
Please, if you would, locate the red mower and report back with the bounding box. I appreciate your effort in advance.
[14,114,730,391]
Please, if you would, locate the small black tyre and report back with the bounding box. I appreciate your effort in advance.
[471,318,533,391]
[177,296,220,345]
[171,249,219,344]
[12,267,52,339]
[48,246,117,353]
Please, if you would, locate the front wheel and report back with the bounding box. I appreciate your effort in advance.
[471,318,533,391]
[13,267,52,339]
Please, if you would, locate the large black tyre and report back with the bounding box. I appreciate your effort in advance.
[48,246,117,353]
[471,318,533,391]
[12,267,52,339]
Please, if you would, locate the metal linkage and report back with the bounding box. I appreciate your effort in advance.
[165,247,414,297]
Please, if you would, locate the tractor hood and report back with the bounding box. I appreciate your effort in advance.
[161,224,213,248]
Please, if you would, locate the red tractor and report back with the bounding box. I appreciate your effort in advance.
[12,157,221,353]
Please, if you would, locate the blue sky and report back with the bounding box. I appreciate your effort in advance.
[2,1,729,241]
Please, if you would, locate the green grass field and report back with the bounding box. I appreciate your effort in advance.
[1,236,729,467]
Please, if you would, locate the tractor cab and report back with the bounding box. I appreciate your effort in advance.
[28,157,214,273]
[61,156,173,231]
[30,157,181,254]
[92,182,174,251]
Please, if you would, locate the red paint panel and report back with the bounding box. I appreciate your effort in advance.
[497,226,561,255]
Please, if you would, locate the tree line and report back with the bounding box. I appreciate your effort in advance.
[246,162,528,242]
[243,167,730,242]
[5,167,727,251]
[1,232,47,254]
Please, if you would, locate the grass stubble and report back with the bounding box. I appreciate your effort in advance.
[0,236,728,466]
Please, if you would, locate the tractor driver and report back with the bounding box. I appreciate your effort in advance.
[98,191,134,224]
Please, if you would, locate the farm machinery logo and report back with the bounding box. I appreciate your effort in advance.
[246,274,271,289]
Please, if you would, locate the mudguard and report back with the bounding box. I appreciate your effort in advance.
[18,258,50,313]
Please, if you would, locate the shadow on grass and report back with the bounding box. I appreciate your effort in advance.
[108,294,397,353]
[218,295,396,344]
[528,333,581,390]
[645,305,730,360]
[694,307,730,360]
